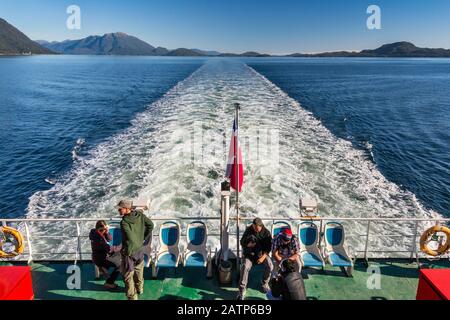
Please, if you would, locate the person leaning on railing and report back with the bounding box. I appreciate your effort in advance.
[117,199,154,301]
[89,220,121,289]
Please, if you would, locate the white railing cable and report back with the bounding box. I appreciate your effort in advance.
[363,220,371,261]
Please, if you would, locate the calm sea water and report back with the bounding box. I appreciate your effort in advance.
[0,56,448,223]
[0,55,205,215]
[248,58,450,216]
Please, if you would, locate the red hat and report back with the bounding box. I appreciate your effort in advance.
[281,228,292,240]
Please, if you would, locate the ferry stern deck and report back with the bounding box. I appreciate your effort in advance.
[2,259,449,300]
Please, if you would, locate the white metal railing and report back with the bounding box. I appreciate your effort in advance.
[1,215,450,264]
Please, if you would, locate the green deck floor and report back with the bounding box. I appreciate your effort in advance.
[3,259,450,300]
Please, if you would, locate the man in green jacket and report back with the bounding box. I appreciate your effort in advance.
[117,199,154,300]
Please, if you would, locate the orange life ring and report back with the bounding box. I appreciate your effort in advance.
[419,225,450,256]
[0,226,25,258]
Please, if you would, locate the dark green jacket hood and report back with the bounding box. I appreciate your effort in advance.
[122,210,140,224]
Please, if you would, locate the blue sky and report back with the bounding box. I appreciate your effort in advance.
[1,0,450,54]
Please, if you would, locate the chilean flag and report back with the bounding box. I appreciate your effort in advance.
[226,120,244,192]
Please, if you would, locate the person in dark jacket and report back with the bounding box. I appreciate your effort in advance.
[270,259,306,300]
[118,199,154,300]
[89,220,121,289]
[237,218,273,300]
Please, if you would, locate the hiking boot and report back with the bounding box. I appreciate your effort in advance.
[135,285,144,295]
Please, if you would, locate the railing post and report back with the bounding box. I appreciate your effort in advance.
[220,189,231,261]
[24,222,33,264]
[75,222,82,264]
[236,217,240,276]
[363,220,371,265]
[410,220,419,262]
[318,219,323,248]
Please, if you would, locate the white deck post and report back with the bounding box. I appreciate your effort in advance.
[363,220,371,263]
[75,222,82,264]
[220,188,231,261]
[410,220,420,262]
[24,222,33,264]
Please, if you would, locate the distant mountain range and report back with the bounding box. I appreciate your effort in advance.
[218,51,271,57]
[35,33,204,56]
[288,42,450,58]
[35,32,159,55]
[0,18,53,54]
[32,35,450,58]
[190,49,221,56]
[36,32,252,56]
[2,17,450,58]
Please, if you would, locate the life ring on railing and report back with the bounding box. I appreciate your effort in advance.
[419,225,450,257]
[0,226,25,258]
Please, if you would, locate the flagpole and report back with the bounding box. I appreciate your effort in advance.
[234,102,240,275]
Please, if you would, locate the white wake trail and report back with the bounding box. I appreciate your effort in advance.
[25,59,441,258]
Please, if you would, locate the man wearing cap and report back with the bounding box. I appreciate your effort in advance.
[237,218,273,300]
[117,199,154,300]
[272,228,302,275]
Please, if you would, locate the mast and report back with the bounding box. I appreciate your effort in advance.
[234,102,240,274]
